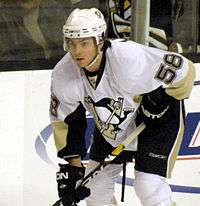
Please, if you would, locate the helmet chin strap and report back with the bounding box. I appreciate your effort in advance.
[85,45,103,71]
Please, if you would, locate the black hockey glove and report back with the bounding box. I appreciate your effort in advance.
[137,87,174,127]
[56,164,90,206]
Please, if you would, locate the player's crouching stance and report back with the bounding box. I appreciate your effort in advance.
[49,8,195,206]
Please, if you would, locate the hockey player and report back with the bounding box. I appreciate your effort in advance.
[49,8,195,206]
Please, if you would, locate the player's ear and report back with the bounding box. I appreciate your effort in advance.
[96,37,110,53]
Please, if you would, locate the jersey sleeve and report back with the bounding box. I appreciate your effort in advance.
[110,41,195,99]
[49,60,87,160]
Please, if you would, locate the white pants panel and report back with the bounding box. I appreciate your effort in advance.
[85,160,122,206]
[134,170,174,206]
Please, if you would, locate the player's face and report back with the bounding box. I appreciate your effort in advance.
[66,37,98,68]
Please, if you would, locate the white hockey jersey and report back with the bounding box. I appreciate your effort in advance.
[50,40,190,150]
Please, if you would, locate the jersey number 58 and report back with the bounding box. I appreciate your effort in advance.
[155,54,183,84]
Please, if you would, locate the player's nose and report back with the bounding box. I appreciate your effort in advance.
[73,45,83,56]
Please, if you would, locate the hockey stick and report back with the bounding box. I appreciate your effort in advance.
[52,122,146,206]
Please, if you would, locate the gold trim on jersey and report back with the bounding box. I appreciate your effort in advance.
[166,102,184,178]
[52,120,68,152]
[166,60,196,100]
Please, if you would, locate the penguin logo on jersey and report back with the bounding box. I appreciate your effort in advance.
[84,96,134,140]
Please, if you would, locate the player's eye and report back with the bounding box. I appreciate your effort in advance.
[66,40,75,50]
[80,41,89,47]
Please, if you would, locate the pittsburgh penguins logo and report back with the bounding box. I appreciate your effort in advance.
[84,96,134,140]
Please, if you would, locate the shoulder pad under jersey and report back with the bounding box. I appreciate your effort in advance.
[107,40,189,95]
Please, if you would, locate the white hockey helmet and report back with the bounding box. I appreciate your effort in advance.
[63,8,107,46]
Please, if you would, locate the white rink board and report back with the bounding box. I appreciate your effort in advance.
[0,64,200,206]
